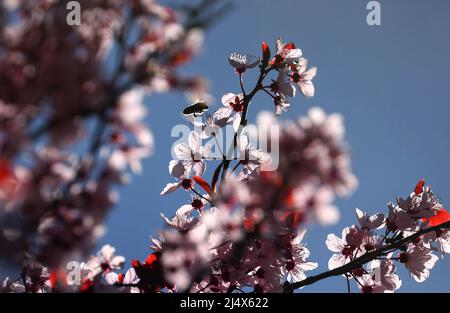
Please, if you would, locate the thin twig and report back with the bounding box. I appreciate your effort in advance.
[216,66,272,186]
[239,73,246,96]
[190,188,211,202]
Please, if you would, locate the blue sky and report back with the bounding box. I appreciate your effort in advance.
[101,0,450,292]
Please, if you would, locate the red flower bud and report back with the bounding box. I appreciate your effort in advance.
[193,176,212,194]
[131,259,141,268]
[145,253,158,266]
[261,41,271,66]
[414,179,425,195]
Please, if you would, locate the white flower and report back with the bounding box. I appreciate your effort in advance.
[435,230,450,254]
[215,93,244,131]
[1,277,26,293]
[291,185,340,225]
[188,111,229,139]
[290,59,317,97]
[214,174,251,209]
[369,259,402,292]
[115,89,147,126]
[105,268,140,293]
[160,228,210,291]
[274,37,303,66]
[270,69,296,116]
[299,107,345,142]
[272,69,296,98]
[236,134,270,176]
[282,230,318,283]
[85,244,125,278]
[357,273,392,293]
[326,227,364,270]
[274,96,290,116]
[202,206,244,244]
[228,53,259,73]
[161,249,192,290]
[108,146,151,174]
[173,131,211,176]
[356,208,384,230]
[423,228,450,255]
[386,202,416,232]
[400,243,439,282]
[397,186,442,219]
[312,190,340,226]
[160,204,199,231]
[127,123,154,147]
[160,161,193,195]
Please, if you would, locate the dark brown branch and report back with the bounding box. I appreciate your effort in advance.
[283,221,450,292]
[218,66,271,185]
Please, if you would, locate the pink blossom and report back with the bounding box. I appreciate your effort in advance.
[290,58,317,97]
[274,37,303,66]
[399,243,439,282]
[326,227,364,270]
[215,93,245,131]
[228,53,259,74]
[281,230,318,283]
[356,208,385,231]
[85,245,126,278]
[173,131,211,176]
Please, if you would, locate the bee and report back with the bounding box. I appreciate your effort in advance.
[182,101,209,117]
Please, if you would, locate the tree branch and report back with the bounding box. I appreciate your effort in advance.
[217,66,271,185]
[283,221,450,292]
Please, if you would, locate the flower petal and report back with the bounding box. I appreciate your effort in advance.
[325,234,344,252]
[160,182,181,195]
[169,160,186,178]
[174,143,191,160]
[188,131,201,152]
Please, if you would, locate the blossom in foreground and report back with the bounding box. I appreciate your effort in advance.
[399,243,439,282]
[326,181,449,292]
[0,0,215,269]
[85,244,126,278]
[281,230,318,283]
[326,227,365,270]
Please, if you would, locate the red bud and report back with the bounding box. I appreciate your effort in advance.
[414,179,425,195]
[261,41,271,66]
[131,259,141,268]
[193,176,212,194]
[145,253,158,266]
[117,273,125,284]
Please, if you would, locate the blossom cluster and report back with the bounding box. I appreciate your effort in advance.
[325,180,450,293]
[1,36,354,293]
[1,4,449,293]
[0,0,224,268]
[150,37,357,292]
